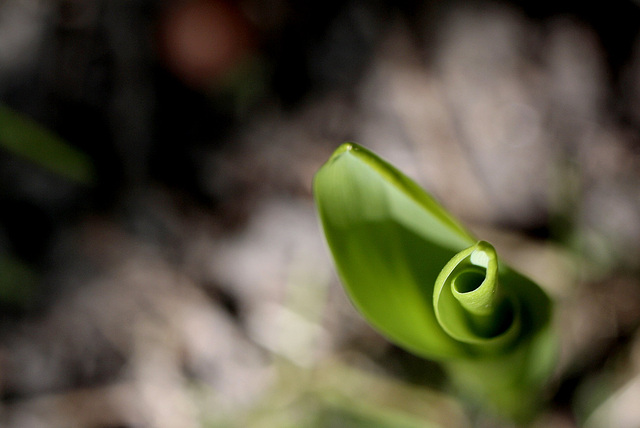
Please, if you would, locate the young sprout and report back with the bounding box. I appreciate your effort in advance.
[314,143,556,422]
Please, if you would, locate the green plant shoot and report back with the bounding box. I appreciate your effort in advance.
[313,143,556,422]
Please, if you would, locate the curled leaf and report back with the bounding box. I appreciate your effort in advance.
[433,240,520,349]
[313,143,556,421]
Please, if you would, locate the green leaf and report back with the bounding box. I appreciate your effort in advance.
[0,252,38,308]
[313,143,556,421]
[0,105,96,184]
[433,241,520,348]
[314,143,475,360]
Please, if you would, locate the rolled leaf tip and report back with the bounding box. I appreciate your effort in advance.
[451,241,500,317]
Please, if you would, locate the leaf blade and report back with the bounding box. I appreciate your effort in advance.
[314,143,476,359]
[0,105,96,184]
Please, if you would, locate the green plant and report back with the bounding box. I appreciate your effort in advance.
[0,105,96,184]
[0,105,96,310]
[313,143,556,422]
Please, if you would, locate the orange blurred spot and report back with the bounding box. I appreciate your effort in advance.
[158,0,254,88]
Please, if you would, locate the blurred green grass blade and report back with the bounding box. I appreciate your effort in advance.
[313,142,476,359]
[0,105,96,184]
[0,253,38,308]
[313,360,468,428]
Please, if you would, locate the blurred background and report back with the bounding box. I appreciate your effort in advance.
[1,0,640,427]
